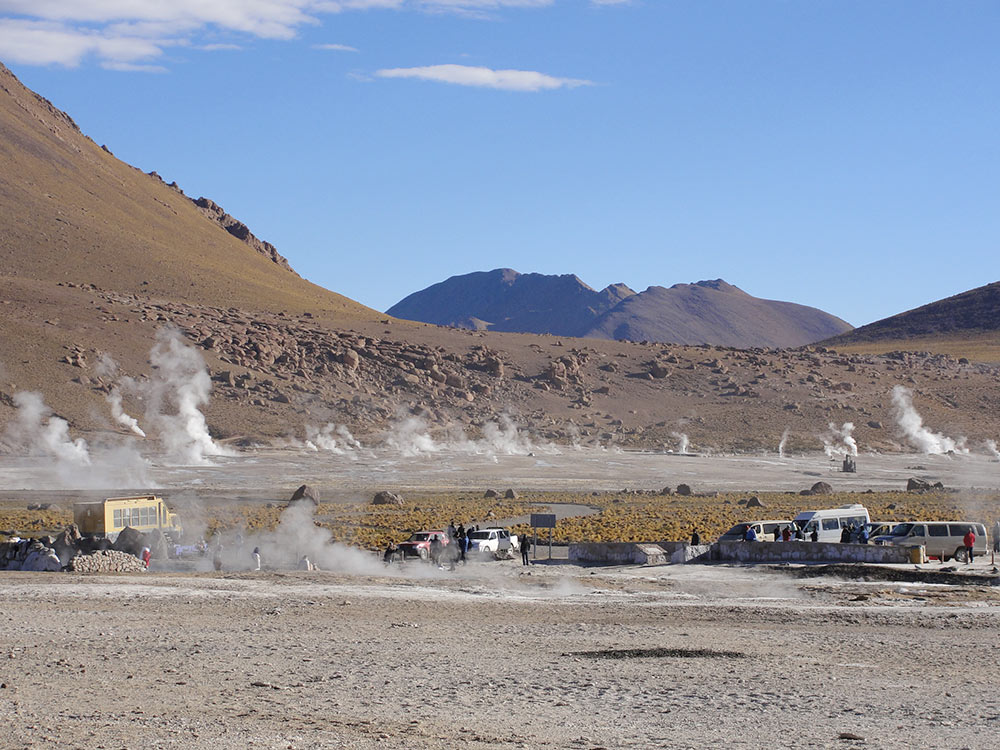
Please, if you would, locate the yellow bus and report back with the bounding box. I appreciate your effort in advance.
[73,495,183,541]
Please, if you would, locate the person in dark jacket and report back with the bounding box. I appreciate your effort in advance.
[521,535,531,565]
[690,530,701,546]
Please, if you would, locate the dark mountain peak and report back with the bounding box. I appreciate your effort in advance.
[387,269,629,336]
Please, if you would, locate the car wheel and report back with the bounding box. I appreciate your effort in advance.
[418,548,428,561]
[953,547,968,563]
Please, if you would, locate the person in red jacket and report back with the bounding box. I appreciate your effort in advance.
[963,528,976,564]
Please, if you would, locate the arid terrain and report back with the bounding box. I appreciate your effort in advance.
[3,559,999,750]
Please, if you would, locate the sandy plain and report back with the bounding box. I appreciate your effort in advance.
[2,559,1000,750]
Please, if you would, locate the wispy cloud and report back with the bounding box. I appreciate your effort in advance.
[314,42,359,52]
[0,1,570,69]
[376,63,592,91]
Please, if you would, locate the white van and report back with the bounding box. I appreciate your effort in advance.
[792,504,870,543]
[873,522,988,562]
[718,520,792,543]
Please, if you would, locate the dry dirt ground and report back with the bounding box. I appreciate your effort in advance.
[2,560,998,750]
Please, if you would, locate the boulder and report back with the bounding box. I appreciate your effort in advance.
[745,496,765,508]
[907,477,930,492]
[504,489,519,499]
[142,528,170,560]
[112,526,146,557]
[659,486,672,496]
[22,545,62,572]
[483,489,499,499]
[809,481,833,495]
[289,484,320,505]
[675,484,692,496]
[372,491,403,506]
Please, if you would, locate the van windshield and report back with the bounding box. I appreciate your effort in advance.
[888,523,912,536]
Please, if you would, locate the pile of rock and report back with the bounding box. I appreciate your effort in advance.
[67,550,147,573]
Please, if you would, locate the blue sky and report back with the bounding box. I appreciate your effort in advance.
[2,1,997,326]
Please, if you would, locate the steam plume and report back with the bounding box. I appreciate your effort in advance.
[986,439,1000,459]
[823,422,858,458]
[4,391,91,466]
[670,432,689,455]
[146,329,232,464]
[107,388,146,437]
[891,385,967,455]
[778,428,790,458]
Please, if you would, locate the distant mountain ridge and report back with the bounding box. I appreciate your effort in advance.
[388,271,853,348]
[387,268,636,337]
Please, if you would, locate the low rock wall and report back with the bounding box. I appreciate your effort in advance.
[569,542,668,565]
[715,540,916,564]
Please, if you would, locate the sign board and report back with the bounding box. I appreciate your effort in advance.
[530,513,557,529]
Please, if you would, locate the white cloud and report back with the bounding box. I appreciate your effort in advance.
[376,63,592,91]
[0,1,583,69]
[314,42,358,51]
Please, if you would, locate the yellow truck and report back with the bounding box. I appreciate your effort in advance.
[73,495,183,541]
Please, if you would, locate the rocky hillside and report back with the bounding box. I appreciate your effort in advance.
[387,269,635,336]
[1,61,999,454]
[584,280,853,348]
[390,273,852,348]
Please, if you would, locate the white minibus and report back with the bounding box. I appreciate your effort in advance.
[792,504,870,543]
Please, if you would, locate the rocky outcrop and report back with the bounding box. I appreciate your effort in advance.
[194,197,295,273]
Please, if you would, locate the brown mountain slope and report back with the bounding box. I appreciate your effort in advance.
[823,281,1000,363]
[1,62,998,455]
[0,61,371,323]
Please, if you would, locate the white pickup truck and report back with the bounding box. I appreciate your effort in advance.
[468,528,520,560]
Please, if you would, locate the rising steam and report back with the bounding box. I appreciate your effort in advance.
[670,431,690,454]
[822,422,858,458]
[97,354,146,437]
[4,391,91,466]
[146,329,233,464]
[891,385,967,455]
[778,428,790,458]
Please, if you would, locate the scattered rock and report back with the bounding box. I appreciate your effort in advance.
[289,485,320,505]
[483,489,499,499]
[372,491,403,506]
[675,484,692,496]
[809,481,833,495]
[504,488,519,500]
[745,496,765,508]
[906,477,930,492]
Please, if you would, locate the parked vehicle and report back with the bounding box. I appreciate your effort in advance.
[73,495,183,542]
[792,504,870,543]
[397,530,450,561]
[873,521,989,561]
[468,527,519,559]
[718,520,791,543]
[859,521,896,541]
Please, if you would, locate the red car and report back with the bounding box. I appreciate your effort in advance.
[397,530,450,561]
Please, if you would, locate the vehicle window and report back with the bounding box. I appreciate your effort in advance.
[489,532,497,539]
[822,519,840,531]
[500,531,509,539]
[722,525,748,537]
[948,524,970,537]
[763,524,779,534]
[846,516,866,527]
[909,526,925,537]
[928,525,949,537]
[410,533,430,542]
[890,523,911,536]
[469,531,489,540]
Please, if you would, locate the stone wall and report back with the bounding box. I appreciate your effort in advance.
[569,542,669,565]
[715,540,916,564]
[67,550,147,573]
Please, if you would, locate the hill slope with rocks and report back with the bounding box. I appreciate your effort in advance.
[387,268,636,336]
[1,61,998,456]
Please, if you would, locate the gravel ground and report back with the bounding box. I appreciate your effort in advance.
[2,560,998,750]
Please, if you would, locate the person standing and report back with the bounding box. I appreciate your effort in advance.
[744,525,757,542]
[690,530,701,546]
[963,527,976,564]
[810,528,819,543]
[521,535,531,566]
